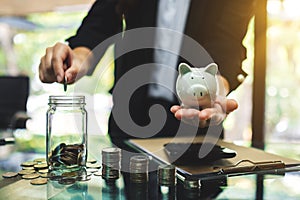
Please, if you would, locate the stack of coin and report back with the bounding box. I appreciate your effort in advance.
[129,155,149,183]
[184,179,201,190]
[158,165,176,186]
[48,143,86,169]
[101,147,121,181]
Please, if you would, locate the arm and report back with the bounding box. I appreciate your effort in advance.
[39,0,119,84]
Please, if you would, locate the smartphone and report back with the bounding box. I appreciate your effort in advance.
[163,142,236,165]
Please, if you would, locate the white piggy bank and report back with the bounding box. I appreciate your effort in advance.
[176,63,218,109]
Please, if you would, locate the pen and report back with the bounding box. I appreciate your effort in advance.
[64,76,67,92]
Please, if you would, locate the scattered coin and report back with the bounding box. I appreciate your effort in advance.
[18,169,36,175]
[86,163,101,169]
[2,172,18,178]
[33,158,46,163]
[58,177,76,185]
[34,163,48,170]
[93,171,102,176]
[87,158,97,164]
[30,178,48,185]
[21,161,37,167]
[22,173,40,180]
[86,168,98,174]
[38,169,49,174]
[40,173,52,178]
[22,167,35,170]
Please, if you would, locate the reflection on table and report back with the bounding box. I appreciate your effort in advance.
[1,130,300,199]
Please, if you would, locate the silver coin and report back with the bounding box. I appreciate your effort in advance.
[87,158,97,164]
[86,163,101,169]
[93,171,102,176]
[158,165,176,186]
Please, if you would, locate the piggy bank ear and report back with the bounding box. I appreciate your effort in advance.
[178,63,192,75]
[204,63,218,76]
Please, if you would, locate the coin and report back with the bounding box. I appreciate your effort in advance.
[22,173,40,179]
[34,163,48,170]
[93,171,102,176]
[21,161,37,167]
[87,158,97,164]
[58,177,76,185]
[2,172,18,178]
[38,169,49,174]
[33,158,46,163]
[18,169,36,175]
[158,165,176,186]
[62,171,78,177]
[40,173,52,178]
[86,168,98,173]
[49,175,62,181]
[86,163,101,169]
[130,155,149,183]
[30,178,48,185]
[49,143,85,167]
[22,167,35,170]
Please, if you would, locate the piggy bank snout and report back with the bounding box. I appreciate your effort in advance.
[188,84,208,97]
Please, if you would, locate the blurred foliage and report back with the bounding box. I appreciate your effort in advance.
[265,14,300,141]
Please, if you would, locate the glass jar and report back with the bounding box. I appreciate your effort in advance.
[46,95,87,171]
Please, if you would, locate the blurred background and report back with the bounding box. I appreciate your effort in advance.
[0,0,300,154]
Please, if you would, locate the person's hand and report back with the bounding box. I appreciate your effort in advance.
[39,42,91,84]
[170,96,238,128]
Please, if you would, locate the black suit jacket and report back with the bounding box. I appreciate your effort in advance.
[67,0,255,140]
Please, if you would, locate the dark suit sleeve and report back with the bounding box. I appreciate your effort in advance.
[202,0,255,92]
[66,0,120,74]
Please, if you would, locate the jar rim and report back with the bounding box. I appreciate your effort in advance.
[48,95,85,104]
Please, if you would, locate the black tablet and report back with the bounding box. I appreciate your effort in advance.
[163,142,237,165]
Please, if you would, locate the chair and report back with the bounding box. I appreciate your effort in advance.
[0,76,30,130]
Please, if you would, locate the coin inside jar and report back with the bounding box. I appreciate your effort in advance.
[49,143,85,168]
[58,177,76,185]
